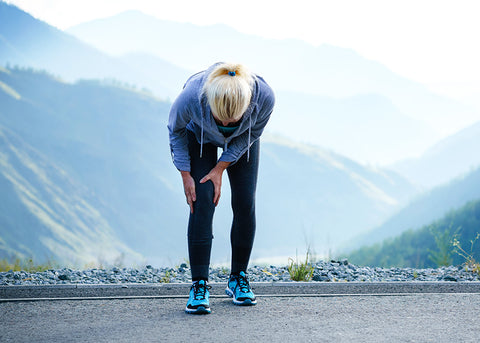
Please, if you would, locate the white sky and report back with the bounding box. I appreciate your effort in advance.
[5,0,480,102]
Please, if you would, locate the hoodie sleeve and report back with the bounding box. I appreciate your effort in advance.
[218,82,275,164]
[167,88,193,172]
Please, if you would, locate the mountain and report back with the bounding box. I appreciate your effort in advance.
[117,52,192,100]
[255,134,417,258]
[0,2,190,99]
[66,10,480,139]
[0,66,188,266]
[391,121,480,188]
[4,3,476,165]
[0,125,142,266]
[270,90,436,165]
[344,165,480,252]
[0,66,416,264]
[347,199,480,268]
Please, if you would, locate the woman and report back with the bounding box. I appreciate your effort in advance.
[168,62,275,314]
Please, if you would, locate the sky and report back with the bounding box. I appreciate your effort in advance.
[5,0,480,105]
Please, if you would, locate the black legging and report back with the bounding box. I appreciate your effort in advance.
[186,129,259,281]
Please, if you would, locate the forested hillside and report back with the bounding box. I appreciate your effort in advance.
[347,199,480,268]
[346,165,480,251]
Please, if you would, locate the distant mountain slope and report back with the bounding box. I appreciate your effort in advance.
[67,10,480,138]
[0,2,190,98]
[344,165,480,252]
[391,120,480,188]
[0,125,142,265]
[0,66,416,264]
[271,90,436,165]
[0,66,188,266]
[347,199,480,268]
[255,135,417,257]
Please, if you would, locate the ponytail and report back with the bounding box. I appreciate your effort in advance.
[203,63,255,121]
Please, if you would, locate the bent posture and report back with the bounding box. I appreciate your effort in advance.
[168,62,275,314]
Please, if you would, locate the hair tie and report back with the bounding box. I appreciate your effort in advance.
[228,71,236,76]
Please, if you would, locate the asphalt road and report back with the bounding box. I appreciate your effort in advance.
[2,292,480,342]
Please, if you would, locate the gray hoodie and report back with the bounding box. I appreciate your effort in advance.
[168,63,275,172]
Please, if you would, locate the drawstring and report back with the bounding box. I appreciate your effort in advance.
[200,116,204,158]
[247,114,252,162]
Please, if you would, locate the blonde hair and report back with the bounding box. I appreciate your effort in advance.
[203,63,254,121]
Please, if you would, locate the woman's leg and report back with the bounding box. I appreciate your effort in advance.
[226,139,260,274]
[187,130,218,281]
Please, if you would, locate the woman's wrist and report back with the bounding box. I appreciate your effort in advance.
[215,161,231,171]
[180,170,191,178]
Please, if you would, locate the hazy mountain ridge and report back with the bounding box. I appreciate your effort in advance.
[3,2,479,166]
[0,66,417,264]
[67,9,480,140]
[271,90,437,164]
[0,2,190,99]
[391,121,480,188]
[344,165,480,252]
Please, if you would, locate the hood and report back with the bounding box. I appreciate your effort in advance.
[191,62,259,162]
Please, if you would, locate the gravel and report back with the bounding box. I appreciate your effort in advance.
[1,260,479,286]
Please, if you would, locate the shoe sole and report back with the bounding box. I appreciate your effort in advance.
[185,305,211,314]
[225,288,257,306]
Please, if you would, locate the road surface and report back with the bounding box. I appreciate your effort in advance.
[1,283,479,342]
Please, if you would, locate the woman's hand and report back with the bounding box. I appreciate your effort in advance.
[200,161,231,206]
[181,171,196,214]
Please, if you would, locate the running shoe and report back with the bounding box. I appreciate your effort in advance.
[225,271,257,306]
[185,279,211,314]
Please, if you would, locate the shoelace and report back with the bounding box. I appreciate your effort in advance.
[192,281,211,300]
[236,275,251,293]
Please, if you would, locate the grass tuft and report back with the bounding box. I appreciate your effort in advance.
[0,257,59,272]
[453,233,480,275]
[287,249,315,281]
[160,270,176,283]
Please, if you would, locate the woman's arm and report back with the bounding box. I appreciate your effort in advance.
[168,89,193,172]
[168,87,196,211]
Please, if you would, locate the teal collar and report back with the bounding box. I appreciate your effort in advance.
[217,124,239,136]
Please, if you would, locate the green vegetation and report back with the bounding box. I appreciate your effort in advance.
[453,233,480,274]
[428,225,457,267]
[347,199,480,268]
[354,163,480,250]
[287,249,315,281]
[160,270,176,283]
[0,256,59,272]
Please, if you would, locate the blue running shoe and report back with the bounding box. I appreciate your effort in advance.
[185,280,211,314]
[225,271,257,306]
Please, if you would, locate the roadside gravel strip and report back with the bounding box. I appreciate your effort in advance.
[2,260,479,286]
[2,282,480,302]
[1,260,479,301]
